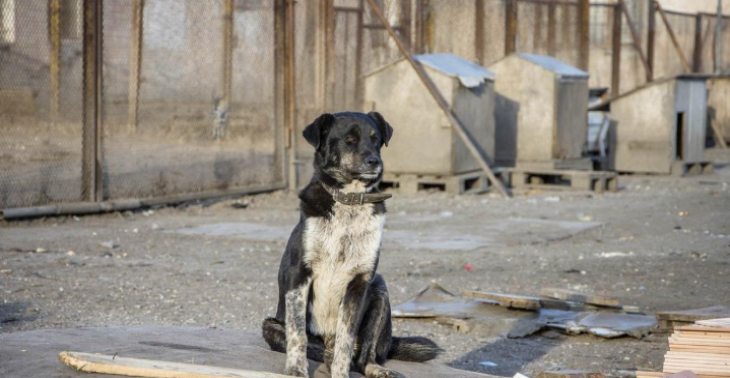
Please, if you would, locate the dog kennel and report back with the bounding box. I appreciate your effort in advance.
[607,75,710,175]
[488,53,590,169]
[363,53,496,177]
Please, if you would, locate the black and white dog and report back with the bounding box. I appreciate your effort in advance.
[262,112,440,378]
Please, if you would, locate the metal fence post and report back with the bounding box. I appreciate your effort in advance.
[475,0,485,64]
[578,0,590,71]
[647,0,656,77]
[611,3,622,95]
[693,13,703,72]
[716,0,723,74]
[82,0,104,202]
[505,0,517,55]
[127,0,144,134]
[49,0,61,128]
[222,0,233,109]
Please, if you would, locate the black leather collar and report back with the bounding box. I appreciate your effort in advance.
[322,184,392,205]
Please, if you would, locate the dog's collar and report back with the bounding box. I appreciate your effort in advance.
[322,184,392,205]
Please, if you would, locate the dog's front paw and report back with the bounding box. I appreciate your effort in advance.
[284,362,309,377]
[365,364,406,378]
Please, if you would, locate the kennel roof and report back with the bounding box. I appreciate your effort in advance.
[365,53,495,88]
[515,53,589,79]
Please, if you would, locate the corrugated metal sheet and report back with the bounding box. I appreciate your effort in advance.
[676,79,708,163]
[414,53,495,88]
[518,53,589,79]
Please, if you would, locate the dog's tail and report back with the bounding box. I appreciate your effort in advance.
[387,336,442,362]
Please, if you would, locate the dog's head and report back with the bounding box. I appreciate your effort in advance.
[303,111,393,188]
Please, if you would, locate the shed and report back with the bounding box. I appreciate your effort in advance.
[488,53,590,168]
[363,53,496,176]
[605,75,710,174]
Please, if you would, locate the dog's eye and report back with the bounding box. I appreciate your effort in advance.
[371,135,380,143]
[345,136,357,144]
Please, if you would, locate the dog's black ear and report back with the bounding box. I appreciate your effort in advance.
[303,113,335,150]
[367,111,393,147]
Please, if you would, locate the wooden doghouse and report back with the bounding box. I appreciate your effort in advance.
[488,54,590,170]
[607,75,712,175]
[364,53,496,194]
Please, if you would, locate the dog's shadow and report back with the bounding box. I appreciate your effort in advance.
[448,332,561,376]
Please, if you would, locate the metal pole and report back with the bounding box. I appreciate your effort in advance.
[287,0,298,192]
[693,13,703,72]
[82,0,103,202]
[222,0,233,107]
[49,0,61,129]
[716,0,723,74]
[127,0,144,134]
[475,0,485,64]
[364,0,510,198]
[611,3,622,95]
[647,0,656,76]
[577,0,590,71]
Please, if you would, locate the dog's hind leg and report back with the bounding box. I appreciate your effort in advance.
[355,275,405,378]
[262,317,327,362]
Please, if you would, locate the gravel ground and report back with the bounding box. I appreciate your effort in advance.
[1,157,729,377]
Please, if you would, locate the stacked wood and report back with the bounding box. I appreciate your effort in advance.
[638,318,730,378]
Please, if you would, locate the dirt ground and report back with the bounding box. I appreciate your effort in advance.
[1,153,730,377]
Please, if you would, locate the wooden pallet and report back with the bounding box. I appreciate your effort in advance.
[504,168,618,193]
[671,161,714,177]
[380,171,490,195]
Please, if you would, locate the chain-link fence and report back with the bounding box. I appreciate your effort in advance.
[0,0,84,208]
[1,0,285,210]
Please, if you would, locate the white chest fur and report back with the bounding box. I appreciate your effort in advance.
[303,202,385,336]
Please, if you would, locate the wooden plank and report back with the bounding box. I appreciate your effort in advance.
[540,288,621,308]
[462,290,541,311]
[577,0,590,71]
[127,0,144,134]
[505,0,517,55]
[677,325,730,332]
[654,1,692,73]
[611,3,622,95]
[618,0,652,81]
[58,351,295,378]
[364,0,511,198]
[49,0,61,128]
[536,371,605,378]
[697,319,730,329]
[656,307,730,322]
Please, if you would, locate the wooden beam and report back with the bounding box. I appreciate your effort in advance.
[222,0,234,106]
[611,3,622,95]
[655,1,692,73]
[547,2,556,56]
[505,0,517,55]
[364,0,511,198]
[59,351,296,378]
[618,0,652,82]
[127,0,144,134]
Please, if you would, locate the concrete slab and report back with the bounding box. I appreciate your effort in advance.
[0,326,494,378]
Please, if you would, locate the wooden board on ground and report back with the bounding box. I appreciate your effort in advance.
[696,318,730,329]
[462,290,542,311]
[59,351,294,378]
[535,371,605,378]
[657,307,730,331]
[540,288,621,308]
[504,168,618,193]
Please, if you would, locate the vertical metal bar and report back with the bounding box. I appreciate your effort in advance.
[547,2,556,56]
[274,0,286,187]
[127,0,143,134]
[222,0,233,109]
[475,0,485,64]
[655,1,692,73]
[355,0,364,109]
[324,0,335,111]
[716,0,723,74]
[611,3,622,95]
[49,0,61,128]
[577,0,590,71]
[647,0,656,77]
[505,0,517,55]
[400,0,411,51]
[414,0,423,54]
[82,0,103,202]
[423,0,434,54]
[287,0,297,192]
[693,14,703,72]
[532,2,542,53]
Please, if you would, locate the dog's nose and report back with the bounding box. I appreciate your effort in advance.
[365,156,381,167]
